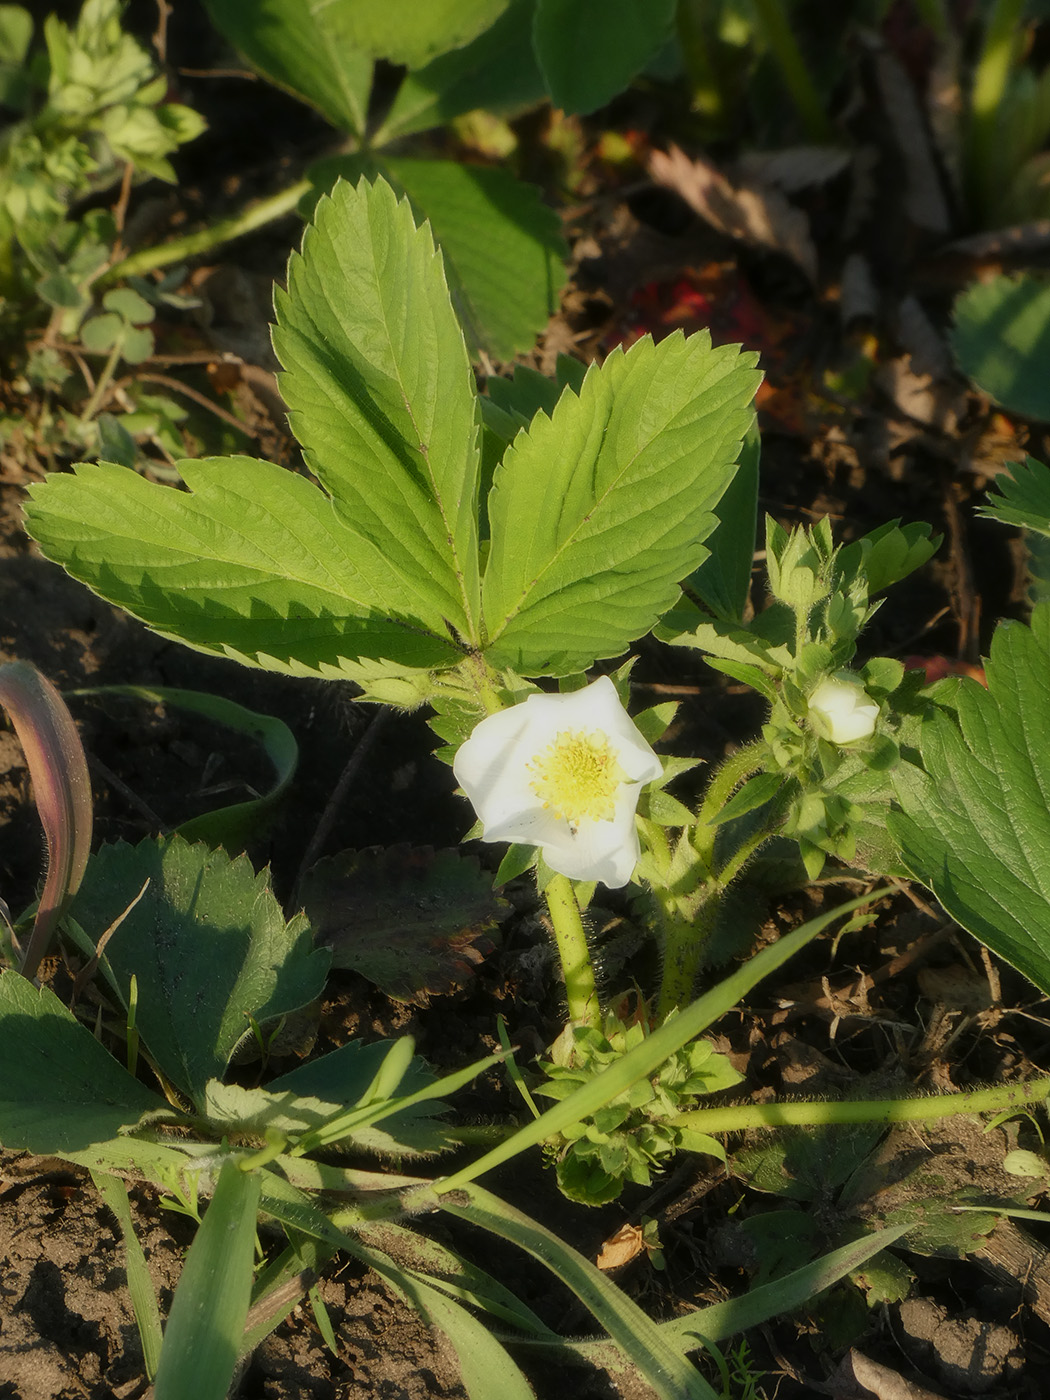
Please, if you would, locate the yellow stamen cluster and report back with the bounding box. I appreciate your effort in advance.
[528,729,628,827]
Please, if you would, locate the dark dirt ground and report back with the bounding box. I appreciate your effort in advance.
[6,4,1050,1398]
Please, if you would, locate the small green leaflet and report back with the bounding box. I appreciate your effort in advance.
[951,273,1050,421]
[25,455,463,678]
[274,177,483,643]
[890,603,1050,995]
[482,331,762,675]
[979,455,1050,537]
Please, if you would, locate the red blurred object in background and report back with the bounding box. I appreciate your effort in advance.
[903,655,988,687]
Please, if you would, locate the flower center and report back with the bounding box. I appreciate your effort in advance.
[528,729,629,826]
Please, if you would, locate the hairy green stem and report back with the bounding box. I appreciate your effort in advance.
[675,1076,1050,1135]
[101,178,312,286]
[751,0,833,142]
[545,873,601,1029]
[696,740,768,829]
[655,892,720,1021]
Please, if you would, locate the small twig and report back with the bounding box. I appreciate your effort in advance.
[128,371,256,436]
[86,753,170,834]
[153,0,171,62]
[292,707,391,903]
[113,161,135,238]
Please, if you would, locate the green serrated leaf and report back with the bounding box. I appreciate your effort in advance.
[383,157,568,361]
[201,0,373,134]
[274,177,483,642]
[890,603,1050,994]
[377,0,544,142]
[686,422,760,622]
[952,273,1050,420]
[68,837,330,1104]
[0,970,166,1153]
[532,0,676,115]
[980,455,1050,537]
[482,331,761,675]
[25,457,463,678]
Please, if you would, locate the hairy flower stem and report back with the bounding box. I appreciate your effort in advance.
[674,1076,1050,1135]
[544,874,601,1029]
[655,743,783,1017]
[101,178,313,286]
[695,740,768,829]
[655,892,720,1022]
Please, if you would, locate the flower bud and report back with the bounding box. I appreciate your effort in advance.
[807,673,879,745]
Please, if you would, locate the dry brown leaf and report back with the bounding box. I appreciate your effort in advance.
[872,47,950,234]
[831,1349,948,1399]
[648,144,818,283]
[595,1222,645,1271]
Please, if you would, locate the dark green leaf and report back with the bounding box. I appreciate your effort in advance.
[532,0,676,114]
[0,970,166,1153]
[69,837,329,1103]
[891,603,1050,994]
[301,845,505,1005]
[686,423,760,622]
[377,0,544,141]
[951,272,1050,420]
[201,0,373,133]
[384,157,567,361]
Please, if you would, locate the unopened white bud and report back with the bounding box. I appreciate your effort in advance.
[807,674,879,745]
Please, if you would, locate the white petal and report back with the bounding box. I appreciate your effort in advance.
[453,676,661,887]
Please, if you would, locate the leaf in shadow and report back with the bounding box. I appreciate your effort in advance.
[301,845,506,1005]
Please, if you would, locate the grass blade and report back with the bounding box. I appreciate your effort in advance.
[154,1159,260,1400]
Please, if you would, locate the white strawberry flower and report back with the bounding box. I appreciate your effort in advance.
[453,676,662,888]
[807,673,880,745]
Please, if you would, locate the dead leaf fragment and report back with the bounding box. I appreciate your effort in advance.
[596,1222,645,1271]
[649,144,818,283]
